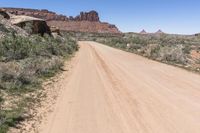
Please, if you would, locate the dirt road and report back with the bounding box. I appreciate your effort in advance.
[40,41,200,133]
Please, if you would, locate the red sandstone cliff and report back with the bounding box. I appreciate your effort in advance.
[1,8,120,33]
[1,8,68,21]
[47,21,120,33]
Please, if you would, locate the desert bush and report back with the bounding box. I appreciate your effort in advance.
[115,42,127,49]
[0,33,78,91]
[0,57,65,132]
[182,45,192,54]
[0,28,78,132]
[0,33,78,132]
[0,33,78,62]
[0,35,37,61]
[94,33,194,68]
[0,101,25,133]
[0,62,23,90]
[129,43,142,50]
[23,22,33,34]
[143,44,161,59]
[130,36,148,45]
[0,24,9,33]
[0,96,3,103]
[0,34,78,91]
[159,45,187,64]
[0,95,3,111]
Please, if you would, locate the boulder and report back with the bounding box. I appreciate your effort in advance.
[10,15,51,36]
[47,21,120,34]
[0,10,10,19]
[0,16,28,38]
[1,8,68,21]
[50,26,61,35]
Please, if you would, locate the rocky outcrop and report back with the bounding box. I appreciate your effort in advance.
[2,8,100,22]
[50,26,61,36]
[71,11,99,21]
[9,15,51,36]
[1,8,121,34]
[0,9,10,19]
[1,8,68,21]
[47,21,120,33]
[0,10,51,36]
[0,14,28,38]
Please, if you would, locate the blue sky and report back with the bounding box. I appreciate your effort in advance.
[0,0,200,34]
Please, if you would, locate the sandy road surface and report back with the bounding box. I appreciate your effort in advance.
[40,41,200,133]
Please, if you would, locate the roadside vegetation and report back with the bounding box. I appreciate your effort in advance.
[0,32,78,132]
[75,32,200,73]
[100,33,200,73]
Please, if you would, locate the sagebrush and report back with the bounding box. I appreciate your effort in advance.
[0,33,78,132]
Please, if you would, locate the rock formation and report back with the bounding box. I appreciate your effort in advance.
[47,21,120,33]
[140,29,147,34]
[0,9,51,36]
[73,11,99,21]
[10,15,51,36]
[0,9,10,19]
[155,29,164,34]
[1,8,120,34]
[1,8,68,21]
[0,11,28,38]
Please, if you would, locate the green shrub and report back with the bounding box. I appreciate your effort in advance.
[129,43,142,50]
[0,32,78,132]
[0,24,9,33]
[0,33,78,62]
[0,34,31,61]
[130,36,148,45]
[159,45,187,64]
[0,96,3,103]
[0,33,78,92]
[23,22,33,34]
[94,33,193,67]
[0,104,24,133]
[182,45,192,54]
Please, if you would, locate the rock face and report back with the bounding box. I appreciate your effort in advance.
[47,21,120,33]
[0,9,10,19]
[1,8,68,21]
[0,9,51,36]
[0,13,28,38]
[72,11,99,21]
[11,15,51,36]
[1,8,120,33]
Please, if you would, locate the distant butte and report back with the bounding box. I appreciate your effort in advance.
[155,29,164,34]
[140,29,147,34]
